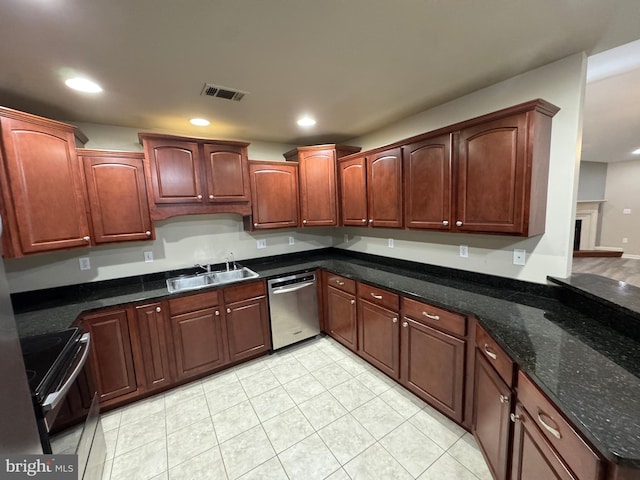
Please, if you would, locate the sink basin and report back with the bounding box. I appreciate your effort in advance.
[166,267,259,293]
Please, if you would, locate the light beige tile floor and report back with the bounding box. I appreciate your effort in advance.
[99,336,492,480]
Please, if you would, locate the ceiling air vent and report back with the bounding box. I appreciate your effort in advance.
[200,83,247,102]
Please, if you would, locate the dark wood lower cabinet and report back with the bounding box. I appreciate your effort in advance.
[326,286,357,350]
[358,299,399,378]
[132,302,173,392]
[225,295,270,363]
[473,350,512,480]
[400,318,465,422]
[511,403,576,480]
[82,308,137,403]
[170,306,227,382]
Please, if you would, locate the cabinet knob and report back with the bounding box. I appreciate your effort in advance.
[510,413,521,423]
[402,321,408,328]
[209,194,214,200]
[368,219,373,223]
[422,312,440,320]
[303,219,307,224]
[350,299,355,305]
[442,220,449,226]
[155,306,162,313]
[456,221,463,227]
[392,317,398,323]
[254,223,258,227]
[83,236,90,242]
[197,194,203,200]
[361,219,367,223]
[226,308,231,314]
[145,231,151,236]
[499,394,509,404]
[483,344,498,360]
[215,310,220,316]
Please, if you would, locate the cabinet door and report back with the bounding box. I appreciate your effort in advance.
[456,114,527,234]
[358,299,399,378]
[403,134,452,230]
[144,138,203,204]
[511,404,577,480]
[339,156,368,227]
[249,162,299,229]
[326,286,357,351]
[367,148,403,228]
[170,306,227,381]
[299,149,338,227]
[473,351,512,480]
[400,318,465,422]
[81,152,153,243]
[133,302,173,392]
[82,308,137,403]
[225,296,271,363]
[203,144,250,203]
[0,115,91,254]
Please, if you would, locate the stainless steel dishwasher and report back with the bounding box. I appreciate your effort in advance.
[268,271,319,350]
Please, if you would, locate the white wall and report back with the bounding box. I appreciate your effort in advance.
[332,53,587,284]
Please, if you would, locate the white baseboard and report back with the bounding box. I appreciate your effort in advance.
[594,246,624,252]
[622,253,640,260]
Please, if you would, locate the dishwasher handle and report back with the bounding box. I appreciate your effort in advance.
[271,281,316,295]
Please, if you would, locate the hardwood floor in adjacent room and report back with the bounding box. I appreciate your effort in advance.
[572,257,640,288]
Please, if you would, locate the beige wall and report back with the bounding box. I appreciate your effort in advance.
[333,53,587,284]
[600,159,640,257]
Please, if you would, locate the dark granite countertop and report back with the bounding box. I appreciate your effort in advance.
[12,248,640,470]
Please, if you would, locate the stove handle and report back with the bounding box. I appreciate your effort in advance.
[43,333,91,412]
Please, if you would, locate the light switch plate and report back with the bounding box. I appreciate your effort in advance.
[459,245,468,258]
[623,208,632,214]
[343,234,349,243]
[144,251,154,262]
[513,248,526,265]
[79,257,91,271]
[388,238,394,248]
[289,236,295,245]
[257,239,267,249]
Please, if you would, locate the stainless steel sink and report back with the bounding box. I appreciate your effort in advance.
[166,267,259,293]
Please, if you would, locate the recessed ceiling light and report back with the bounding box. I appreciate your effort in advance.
[633,148,640,155]
[64,77,102,93]
[190,118,210,126]
[297,116,316,127]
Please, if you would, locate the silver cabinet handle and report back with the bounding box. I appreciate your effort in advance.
[392,317,398,323]
[83,236,90,242]
[350,299,355,305]
[215,310,220,316]
[155,306,161,313]
[402,321,408,328]
[456,221,463,227]
[361,219,367,223]
[422,312,440,320]
[442,220,449,226]
[145,231,151,236]
[370,293,383,300]
[510,413,521,423]
[43,334,91,411]
[537,409,562,439]
[336,280,345,286]
[303,219,307,224]
[226,308,231,314]
[197,194,203,199]
[500,394,509,404]
[368,219,373,223]
[484,344,497,360]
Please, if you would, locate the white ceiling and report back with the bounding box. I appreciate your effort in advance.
[1,0,640,146]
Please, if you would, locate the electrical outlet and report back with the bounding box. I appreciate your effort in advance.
[144,251,154,262]
[388,238,394,248]
[623,208,632,214]
[513,248,526,266]
[79,257,91,271]
[459,245,468,258]
[257,239,267,249]
[623,237,629,244]
[343,234,349,243]
[289,236,295,245]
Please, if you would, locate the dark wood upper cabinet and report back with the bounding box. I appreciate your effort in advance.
[80,150,154,244]
[455,101,558,236]
[367,147,403,228]
[285,144,360,227]
[139,133,251,220]
[0,108,91,257]
[247,161,299,229]
[339,155,368,227]
[403,134,452,230]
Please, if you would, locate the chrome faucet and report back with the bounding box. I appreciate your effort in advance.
[195,263,211,273]
[225,252,236,271]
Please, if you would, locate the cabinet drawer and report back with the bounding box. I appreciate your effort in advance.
[223,280,266,304]
[326,273,356,294]
[475,325,514,387]
[517,371,604,480]
[402,297,466,337]
[169,290,220,315]
[357,282,399,311]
